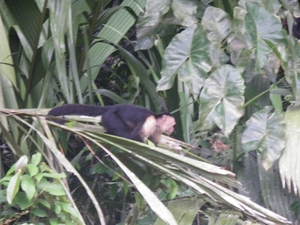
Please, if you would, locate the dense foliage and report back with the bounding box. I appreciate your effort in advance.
[1,0,300,224]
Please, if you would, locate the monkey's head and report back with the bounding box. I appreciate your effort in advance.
[157,114,176,135]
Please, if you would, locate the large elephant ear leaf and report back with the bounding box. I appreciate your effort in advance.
[242,106,286,171]
[197,65,245,136]
[157,24,211,93]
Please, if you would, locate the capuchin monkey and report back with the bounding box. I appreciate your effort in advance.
[48,104,176,145]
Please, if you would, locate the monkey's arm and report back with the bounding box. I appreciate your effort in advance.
[101,110,136,140]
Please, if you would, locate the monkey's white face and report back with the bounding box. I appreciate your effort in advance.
[159,115,175,135]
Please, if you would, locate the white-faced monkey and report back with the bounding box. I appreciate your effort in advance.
[48,104,176,145]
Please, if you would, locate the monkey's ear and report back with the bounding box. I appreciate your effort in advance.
[161,115,168,121]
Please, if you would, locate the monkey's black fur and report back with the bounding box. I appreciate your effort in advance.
[48,104,171,143]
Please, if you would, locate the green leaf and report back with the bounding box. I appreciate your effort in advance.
[136,6,178,50]
[5,164,16,176]
[38,198,51,209]
[202,7,230,67]
[7,172,21,204]
[117,46,161,110]
[270,90,283,112]
[172,0,198,26]
[54,204,62,214]
[41,173,66,179]
[31,152,42,166]
[285,37,300,106]
[50,218,58,225]
[246,2,284,42]
[11,25,33,60]
[245,2,284,71]
[27,164,39,177]
[84,0,146,92]
[209,211,240,225]
[102,146,178,224]
[13,192,31,210]
[21,174,36,200]
[37,179,66,196]
[198,65,245,136]
[242,106,286,170]
[0,13,18,126]
[141,0,171,27]
[5,0,42,52]
[110,184,119,200]
[15,155,28,174]
[34,173,44,182]
[61,202,79,218]
[229,3,285,79]
[48,0,71,102]
[95,89,127,104]
[44,183,66,196]
[32,208,48,217]
[157,24,211,92]
[155,198,200,225]
[0,13,17,88]
[279,105,300,194]
[0,189,6,199]
[165,179,178,199]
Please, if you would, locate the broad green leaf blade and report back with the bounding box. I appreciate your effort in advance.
[13,192,31,210]
[285,37,300,106]
[31,152,42,166]
[0,122,22,156]
[84,0,145,91]
[66,5,83,104]
[258,161,300,223]
[158,24,211,92]
[27,164,39,177]
[117,46,161,110]
[198,65,245,136]
[246,2,284,41]
[178,88,193,143]
[38,117,105,224]
[245,3,284,71]
[136,3,177,50]
[61,202,79,218]
[15,155,28,173]
[228,6,253,73]
[5,0,41,51]
[158,25,196,90]
[37,180,66,196]
[270,90,283,112]
[242,106,286,170]
[172,0,198,26]
[154,198,201,225]
[0,13,18,129]
[10,25,33,60]
[105,148,178,225]
[279,105,300,194]
[95,89,127,104]
[7,172,21,204]
[229,3,285,79]
[136,22,177,50]
[202,7,230,67]
[142,0,171,26]
[48,0,71,102]
[209,211,240,225]
[21,174,36,200]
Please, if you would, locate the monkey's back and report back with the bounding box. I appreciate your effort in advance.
[112,104,153,123]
